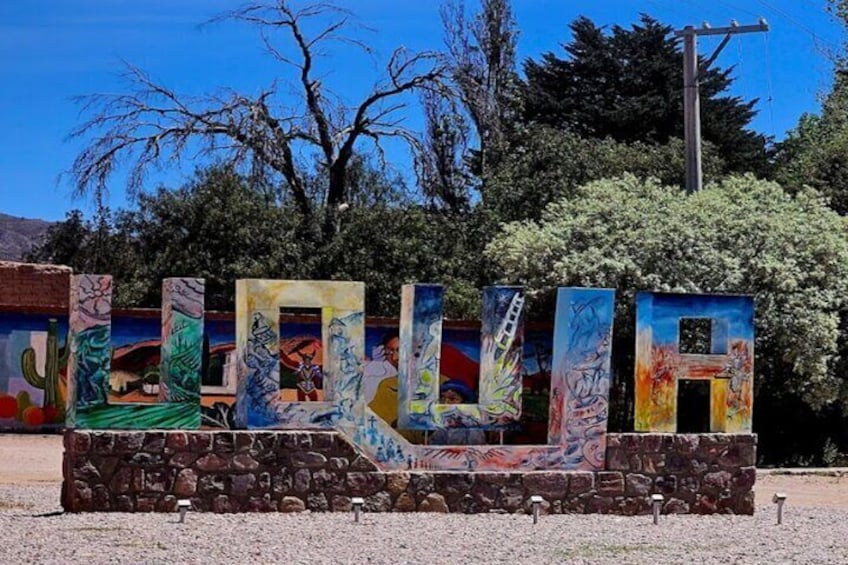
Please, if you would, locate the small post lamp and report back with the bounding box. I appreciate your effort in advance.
[177,499,191,523]
[352,497,365,523]
[530,495,543,524]
[772,492,787,525]
[651,494,665,525]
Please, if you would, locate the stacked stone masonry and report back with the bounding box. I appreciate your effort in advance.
[63,431,756,515]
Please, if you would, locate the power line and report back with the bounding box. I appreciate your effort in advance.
[763,32,777,137]
[736,35,749,100]
[754,0,841,54]
[796,0,833,17]
[646,0,689,19]
[706,0,763,20]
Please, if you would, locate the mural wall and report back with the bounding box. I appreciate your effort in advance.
[398,284,525,431]
[224,280,615,472]
[0,295,554,437]
[0,315,66,427]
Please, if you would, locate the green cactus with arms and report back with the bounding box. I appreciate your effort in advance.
[21,318,69,413]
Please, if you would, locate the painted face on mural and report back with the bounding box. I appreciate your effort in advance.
[383,336,399,368]
[440,389,463,404]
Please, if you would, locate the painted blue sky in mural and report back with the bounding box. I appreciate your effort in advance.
[0,314,68,340]
[637,293,755,349]
[552,288,616,370]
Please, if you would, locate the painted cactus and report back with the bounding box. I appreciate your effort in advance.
[20,318,69,418]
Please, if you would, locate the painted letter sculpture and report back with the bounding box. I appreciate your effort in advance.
[66,275,204,429]
[634,292,754,433]
[398,284,525,430]
[65,276,753,472]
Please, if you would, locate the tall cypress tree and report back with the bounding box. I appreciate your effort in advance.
[521,15,768,175]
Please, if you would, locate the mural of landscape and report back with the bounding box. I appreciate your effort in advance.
[0,307,554,439]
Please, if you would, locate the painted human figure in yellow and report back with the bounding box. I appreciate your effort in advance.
[366,333,401,427]
[366,332,428,442]
[366,332,485,444]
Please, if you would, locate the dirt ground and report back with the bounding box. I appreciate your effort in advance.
[1,434,845,509]
[755,472,847,508]
[0,434,63,484]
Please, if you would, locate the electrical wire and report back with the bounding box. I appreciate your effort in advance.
[754,0,841,55]
[706,0,763,20]
[796,0,833,16]
[736,35,749,102]
[763,32,777,137]
[646,0,688,19]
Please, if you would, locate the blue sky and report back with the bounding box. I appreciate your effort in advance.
[0,0,842,221]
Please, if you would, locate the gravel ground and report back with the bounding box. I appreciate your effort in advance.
[1,482,847,564]
[2,435,847,564]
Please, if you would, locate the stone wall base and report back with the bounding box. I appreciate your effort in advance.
[62,431,756,515]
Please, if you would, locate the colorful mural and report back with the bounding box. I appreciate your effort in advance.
[232,281,613,472]
[235,279,414,468]
[235,279,365,430]
[1,274,755,473]
[548,288,616,469]
[634,292,755,433]
[0,318,65,427]
[398,284,524,430]
[20,318,67,424]
[158,278,205,404]
[409,288,616,472]
[67,275,204,429]
[0,309,544,433]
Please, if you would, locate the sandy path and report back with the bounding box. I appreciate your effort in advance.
[754,473,848,509]
[0,434,63,484]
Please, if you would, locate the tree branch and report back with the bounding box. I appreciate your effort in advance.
[70,1,450,240]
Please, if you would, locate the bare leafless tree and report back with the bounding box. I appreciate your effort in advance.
[441,0,518,173]
[68,2,448,239]
[419,89,471,211]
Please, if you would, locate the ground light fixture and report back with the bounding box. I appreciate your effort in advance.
[177,499,191,524]
[530,495,543,524]
[772,492,787,525]
[651,494,665,525]
[352,497,364,523]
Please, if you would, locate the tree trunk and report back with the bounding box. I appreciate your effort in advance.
[323,161,348,240]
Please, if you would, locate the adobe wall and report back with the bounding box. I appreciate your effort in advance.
[62,430,756,515]
[0,261,71,309]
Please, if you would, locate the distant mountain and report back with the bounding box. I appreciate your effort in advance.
[0,213,54,260]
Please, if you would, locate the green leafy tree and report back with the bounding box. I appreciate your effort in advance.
[30,167,307,310]
[774,71,848,215]
[484,125,724,223]
[322,204,491,319]
[26,209,119,274]
[30,161,489,317]
[487,174,848,463]
[110,167,309,310]
[521,15,768,175]
[773,2,848,217]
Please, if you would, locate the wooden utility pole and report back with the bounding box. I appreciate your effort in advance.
[674,20,769,193]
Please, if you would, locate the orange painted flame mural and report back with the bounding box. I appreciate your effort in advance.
[634,292,755,433]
